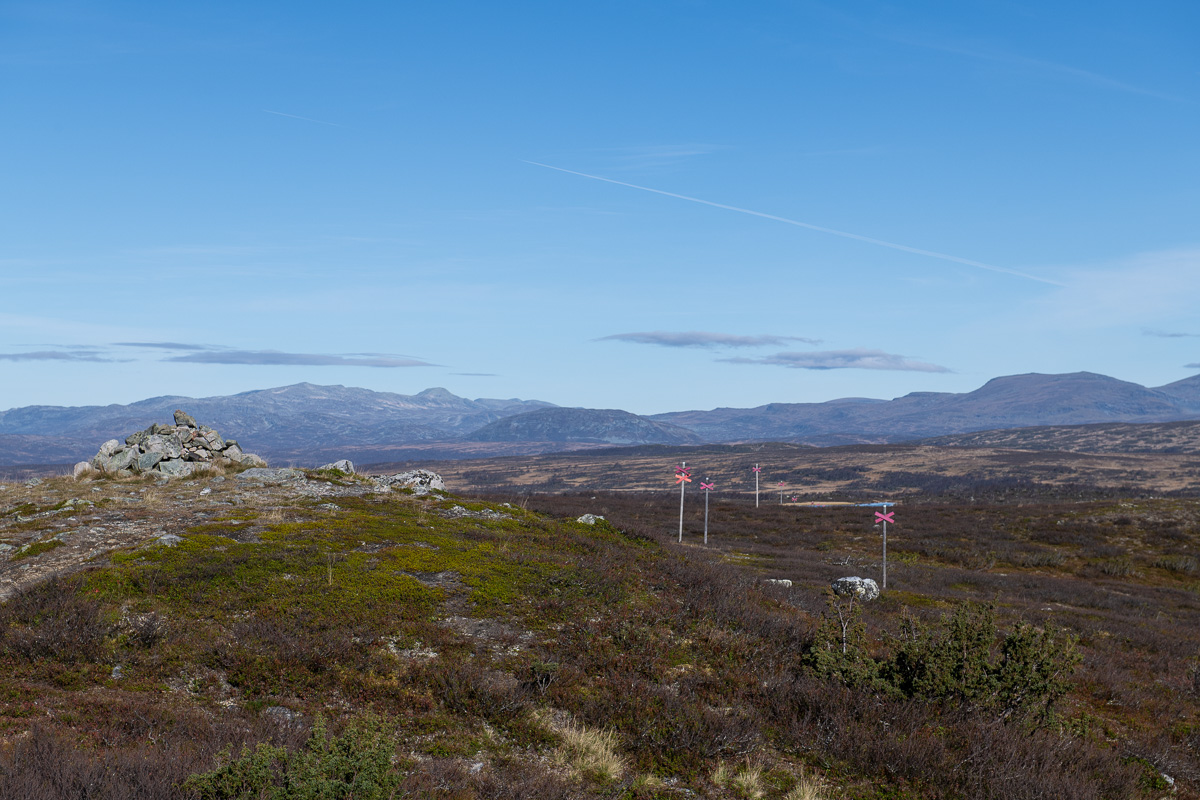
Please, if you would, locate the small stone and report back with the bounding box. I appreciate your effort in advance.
[199,488,211,495]
[111,666,123,680]
[156,534,184,547]
[73,461,94,480]
[576,514,604,525]
[173,409,198,428]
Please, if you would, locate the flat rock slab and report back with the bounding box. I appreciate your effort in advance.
[237,468,305,483]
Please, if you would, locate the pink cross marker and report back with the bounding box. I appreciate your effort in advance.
[700,482,714,490]
[875,511,895,524]
[675,472,693,484]
[752,466,761,473]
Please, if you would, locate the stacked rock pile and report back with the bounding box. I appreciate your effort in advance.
[79,410,266,479]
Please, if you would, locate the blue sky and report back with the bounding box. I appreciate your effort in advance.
[2,1,1198,414]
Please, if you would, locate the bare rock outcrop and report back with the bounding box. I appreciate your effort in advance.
[79,410,266,479]
[831,576,880,601]
[371,469,445,495]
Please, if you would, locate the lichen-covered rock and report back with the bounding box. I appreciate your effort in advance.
[576,514,604,525]
[319,459,355,475]
[234,452,267,468]
[173,409,197,428]
[831,576,880,601]
[155,459,196,478]
[142,434,183,459]
[372,469,445,495]
[137,451,164,473]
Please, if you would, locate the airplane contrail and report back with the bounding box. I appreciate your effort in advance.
[524,160,1062,286]
[263,109,345,128]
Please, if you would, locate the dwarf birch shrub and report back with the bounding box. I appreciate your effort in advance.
[183,714,402,800]
[806,601,1080,724]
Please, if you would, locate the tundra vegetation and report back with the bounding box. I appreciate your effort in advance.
[0,466,1196,799]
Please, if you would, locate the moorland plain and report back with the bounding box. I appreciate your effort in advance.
[0,447,1197,798]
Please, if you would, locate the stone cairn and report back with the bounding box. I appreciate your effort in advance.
[79,410,266,479]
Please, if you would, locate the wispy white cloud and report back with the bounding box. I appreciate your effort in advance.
[1144,328,1200,339]
[0,350,127,363]
[263,109,346,128]
[164,350,435,368]
[526,161,1062,285]
[113,341,219,351]
[591,143,725,171]
[890,36,1186,103]
[721,348,951,372]
[599,331,820,349]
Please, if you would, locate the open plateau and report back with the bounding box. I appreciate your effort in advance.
[1,374,1199,799]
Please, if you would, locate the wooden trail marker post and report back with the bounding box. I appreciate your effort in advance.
[675,463,692,542]
[875,504,894,589]
[700,480,714,545]
[752,464,761,508]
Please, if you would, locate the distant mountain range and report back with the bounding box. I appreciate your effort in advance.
[2,371,1199,467]
[0,384,553,465]
[652,372,1200,444]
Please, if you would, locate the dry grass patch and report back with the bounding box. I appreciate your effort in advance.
[546,715,627,784]
[784,767,829,800]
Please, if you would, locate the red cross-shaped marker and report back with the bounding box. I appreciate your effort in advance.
[752,466,761,473]
[676,472,692,484]
[875,511,895,524]
[700,482,714,490]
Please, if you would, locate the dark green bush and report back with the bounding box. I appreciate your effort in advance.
[807,601,1080,724]
[183,714,402,800]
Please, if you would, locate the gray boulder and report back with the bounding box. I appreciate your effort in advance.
[95,446,139,474]
[142,434,183,459]
[97,439,121,458]
[576,514,604,525]
[137,451,164,473]
[174,409,198,428]
[155,459,196,478]
[372,469,445,495]
[196,426,225,451]
[233,452,267,468]
[73,461,94,480]
[831,576,880,601]
[319,459,355,475]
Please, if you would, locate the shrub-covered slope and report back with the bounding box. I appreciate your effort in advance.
[0,472,1195,798]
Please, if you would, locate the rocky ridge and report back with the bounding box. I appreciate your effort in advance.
[0,463,449,601]
[80,410,266,479]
